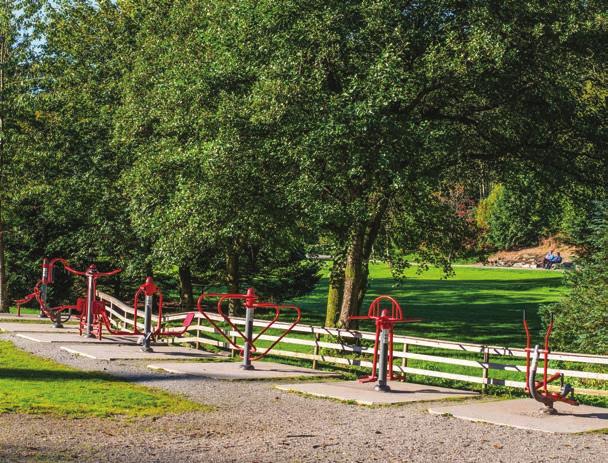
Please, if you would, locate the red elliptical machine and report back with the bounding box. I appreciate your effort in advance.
[523,311,578,413]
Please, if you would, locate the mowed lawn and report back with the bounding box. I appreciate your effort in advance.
[291,263,566,347]
[0,341,208,417]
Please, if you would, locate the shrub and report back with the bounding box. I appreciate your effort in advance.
[475,183,503,231]
[483,178,559,250]
[540,201,608,354]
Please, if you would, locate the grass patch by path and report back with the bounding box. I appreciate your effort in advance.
[0,340,209,418]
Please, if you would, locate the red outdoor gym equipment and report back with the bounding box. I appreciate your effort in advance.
[197,287,301,370]
[523,311,578,413]
[97,276,194,350]
[350,296,420,392]
[15,258,111,329]
[15,285,41,318]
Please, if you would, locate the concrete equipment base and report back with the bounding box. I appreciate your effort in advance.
[16,333,137,344]
[60,344,220,361]
[0,313,66,321]
[0,322,79,333]
[148,361,339,381]
[429,398,608,433]
[275,380,478,405]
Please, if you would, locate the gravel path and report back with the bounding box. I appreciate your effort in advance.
[1,333,607,463]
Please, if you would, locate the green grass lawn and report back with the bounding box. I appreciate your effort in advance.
[290,263,566,346]
[0,340,209,417]
[10,262,565,347]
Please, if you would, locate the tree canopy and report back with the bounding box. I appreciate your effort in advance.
[0,1,606,329]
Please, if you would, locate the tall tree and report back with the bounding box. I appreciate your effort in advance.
[7,0,139,294]
[0,8,9,312]
[218,0,608,327]
[0,0,38,311]
[116,0,319,305]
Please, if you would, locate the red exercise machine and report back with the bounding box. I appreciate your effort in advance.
[350,296,420,392]
[15,258,119,330]
[523,311,578,413]
[96,276,194,350]
[197,288,301,370]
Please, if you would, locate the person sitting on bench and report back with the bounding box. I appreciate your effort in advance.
[543,250,555,269]
[545,251,563,269]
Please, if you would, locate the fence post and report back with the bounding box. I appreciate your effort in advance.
[195,316,200,350]
[231,335,238,358]
[312,333,321,369]
[482,346,490,394]
[401,342,409,381]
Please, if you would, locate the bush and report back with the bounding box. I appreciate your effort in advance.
[540,201,608,354]
[475,184,503,231]
[559,190,606,249]
[482,178,559,250]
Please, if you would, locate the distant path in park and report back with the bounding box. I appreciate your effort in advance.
[0,333,606,463]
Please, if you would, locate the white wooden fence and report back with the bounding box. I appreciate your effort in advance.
[99,291,608,397]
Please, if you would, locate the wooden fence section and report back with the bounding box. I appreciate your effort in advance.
[98,291,608,396]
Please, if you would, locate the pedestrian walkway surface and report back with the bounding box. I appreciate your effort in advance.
[0,313,48,320]
[0,322,79,333]
[275,380,478,405]
[429,398,608,433]
[16,332,137,344]
[60,344,220,360]
[148,361,339,380]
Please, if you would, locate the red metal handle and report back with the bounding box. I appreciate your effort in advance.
[91,268,122,279]
[196,290,303,361]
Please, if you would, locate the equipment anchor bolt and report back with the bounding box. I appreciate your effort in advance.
[374,383,391,392]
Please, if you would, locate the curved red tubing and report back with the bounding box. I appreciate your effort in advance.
[197,291,302,361]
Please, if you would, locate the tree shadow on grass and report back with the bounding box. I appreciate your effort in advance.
[0,367,200,384]
[292,275,564,341]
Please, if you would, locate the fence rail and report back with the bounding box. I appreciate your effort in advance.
[98,291,608,397]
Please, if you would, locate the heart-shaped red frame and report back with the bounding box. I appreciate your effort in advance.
[197,292,301,361]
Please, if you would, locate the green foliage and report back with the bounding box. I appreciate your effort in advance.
[4,0,143,300]
[115,0,319,298]
[484,176,559,250]
[475,184,504,231]
[1,0,607,326]
[560,188,608,249]
[0,340,208,417]
[249,249,321,302]
[540,202,608,354]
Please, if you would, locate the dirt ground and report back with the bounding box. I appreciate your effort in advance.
[1,333,607,463]
[486,237,578,266]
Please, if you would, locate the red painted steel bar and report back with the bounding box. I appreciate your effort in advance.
[97,277,194,342]
[523,311,578,411]
[16,258,95,326]
[197,288,302,363]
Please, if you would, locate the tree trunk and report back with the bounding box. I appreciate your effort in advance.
[337,226,366,328]
[226,250,240,316]
[178,264,194,308]
[355,261,369,314]
[355,198,388,313]
[324,260,343,327]
[0,225,7,312]
[0,36,7,312]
